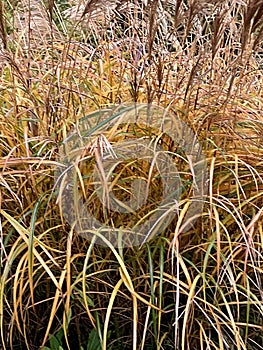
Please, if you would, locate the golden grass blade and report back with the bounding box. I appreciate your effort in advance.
[62,225,74,350]
[181,274,201,350]
[102,278,123,350]
[41,268,67,348]
[82,235,97,329]
[0,210,61,289]
[0,237,26,350]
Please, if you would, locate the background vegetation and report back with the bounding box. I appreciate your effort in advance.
[0,0,263,349]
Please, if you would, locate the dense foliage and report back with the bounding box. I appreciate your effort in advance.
[0,1,263,349]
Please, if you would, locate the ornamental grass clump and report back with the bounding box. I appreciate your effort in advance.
[0,0,262,349]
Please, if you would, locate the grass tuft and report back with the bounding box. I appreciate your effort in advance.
[0,1,262,349]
